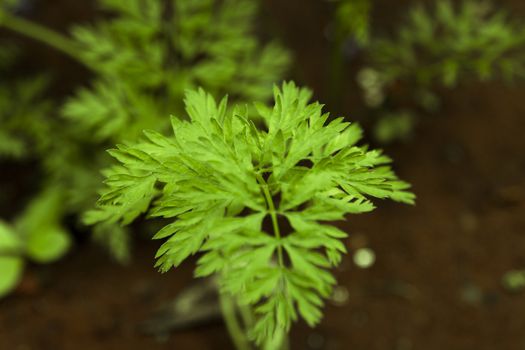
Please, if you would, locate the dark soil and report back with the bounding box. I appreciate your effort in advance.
[1,1,525,349]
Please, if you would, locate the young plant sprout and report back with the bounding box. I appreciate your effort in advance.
[88,82,415,349]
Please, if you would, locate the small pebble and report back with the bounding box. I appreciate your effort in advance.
[330,286,349,306]
[353,248,375,269]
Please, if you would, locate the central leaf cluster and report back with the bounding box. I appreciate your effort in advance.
[87,82,414,343]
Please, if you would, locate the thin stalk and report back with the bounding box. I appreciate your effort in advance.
[263,327,289,350]
[255,173,291,349]
[0,10,87,66]
[219,292,252,350]
[255,173,284,268]
[238,302,255,331]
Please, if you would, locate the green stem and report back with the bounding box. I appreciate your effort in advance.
[0,249,22,258]
[263,327,289,350]
[238,302,255,331]
[255,174,292,349]
[219,292,252,350]
[255,173,284,268]
[0,10,86,65]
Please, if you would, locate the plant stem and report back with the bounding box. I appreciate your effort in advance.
[238,302,255,331]
[0,249,22,258]
[255,173,284,268]
[263,327,289,350]
[0,10,87,66]
[219,292,252,350]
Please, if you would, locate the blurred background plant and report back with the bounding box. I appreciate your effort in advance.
[331,0,525,143]
[0,0,290,298]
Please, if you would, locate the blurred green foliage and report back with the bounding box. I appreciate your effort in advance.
[87,82,414,346]
[333,0,371,45]
[372,111,416,144]
[0,47,52,159]
[502,270,525,292]
[336,0,525,142]
[369,0,525,88]
[64,0,290,143]
[0,0,289,298]
[0,188,71,298]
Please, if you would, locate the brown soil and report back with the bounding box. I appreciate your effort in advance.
[1,1,524,349]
